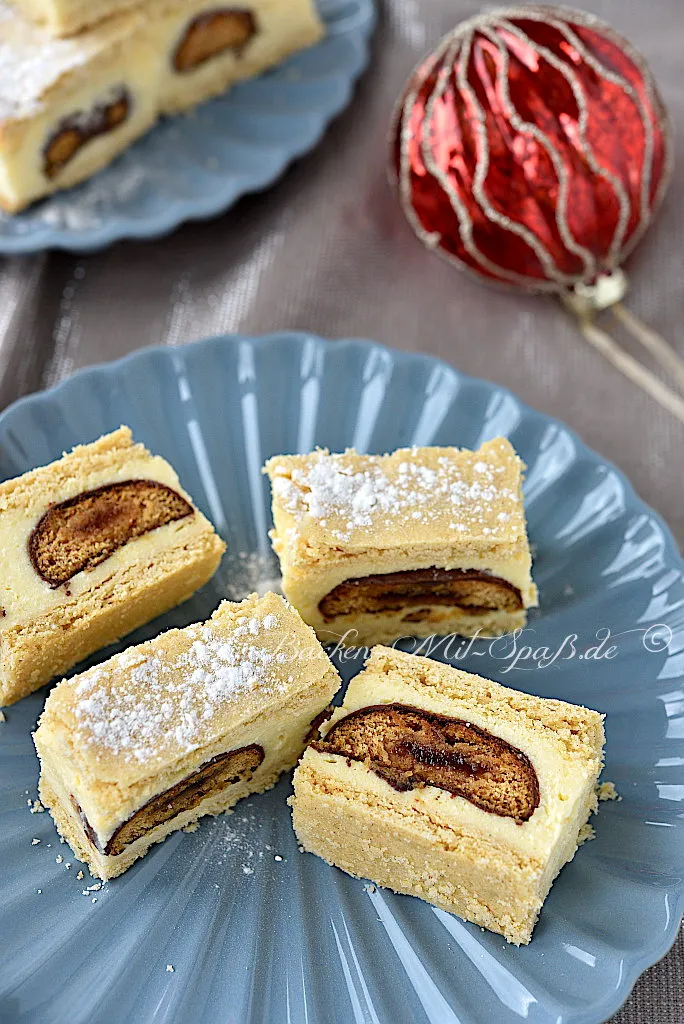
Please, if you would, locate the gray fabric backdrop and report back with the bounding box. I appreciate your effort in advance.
[0,1,681,1019]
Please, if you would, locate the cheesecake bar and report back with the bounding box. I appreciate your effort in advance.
[34,592,341,879]
[0,426,225,706]
[0,2,160,212]
[150,0,324,115]
[291,646,605,944]
[265,438,538,647]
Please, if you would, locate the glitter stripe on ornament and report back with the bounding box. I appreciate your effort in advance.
[480,21,599,279]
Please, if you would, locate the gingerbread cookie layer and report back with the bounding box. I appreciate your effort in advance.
[265,438,538,647]
[34,592,341,879]
[0,0,323,211]
[0,426,225,705]
[291,646,604,945]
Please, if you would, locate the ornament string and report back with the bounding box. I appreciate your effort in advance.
[611,303,684,395]
[561,289,684,426]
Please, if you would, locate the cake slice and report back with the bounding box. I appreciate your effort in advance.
[0,2,160,212]
[150,0,324,115]
[0,426,225,705]
[291,646,605,944]
[265,438,538,647]
[34,592,341,879]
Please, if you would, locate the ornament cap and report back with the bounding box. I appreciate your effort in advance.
[562,270,629,319]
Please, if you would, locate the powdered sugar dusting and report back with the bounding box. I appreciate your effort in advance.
[0,3,132,121]
[72,612,284,763]
[271,442,522,543]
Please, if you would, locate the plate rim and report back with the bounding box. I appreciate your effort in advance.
[0,1,376,255]
[0,330,682,1024]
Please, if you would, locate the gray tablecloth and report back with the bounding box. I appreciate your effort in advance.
[0,1,681,1019]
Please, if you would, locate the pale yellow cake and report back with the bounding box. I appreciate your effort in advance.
[0,0,324,211]
[151,0,324,115]
[0,426,225,705]
[0,1,160,212]
[265,439,538,647]
[34,592,341,879]
[291,646,605,945]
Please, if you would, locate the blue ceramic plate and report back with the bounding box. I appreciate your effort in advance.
[0,333,682,1024]
[0,0,374,254]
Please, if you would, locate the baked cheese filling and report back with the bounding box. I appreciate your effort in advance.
[173,8,257,71]
[28,478,194,587]
[313,703,540,823]
[318,568,524,620]
[43,87,131,179]
[76,743,265,856]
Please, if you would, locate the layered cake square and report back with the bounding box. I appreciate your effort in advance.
[265,438,538,647]
[0,3,160,212]
[34,592,341,879]
[291,647,605,944]
[0,426,225,705]
[151,0,324,115]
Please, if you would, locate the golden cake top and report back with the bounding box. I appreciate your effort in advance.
[0,2,140,122]
[36,592,337,782]
[265,438,529,562]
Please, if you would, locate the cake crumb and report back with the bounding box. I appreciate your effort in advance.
[182,822,199,833]
[65,863,72,869]
[0,710,5,722]
[597,781,621,801]
[30,800,45,814]
[363,884,376,894]
[76,870,84,880]
[55,855,63,864]
[91,898,97,904]
[31,838,40,845]
[577,823,595,845]
[36,889,42,894]
[274,855,283,862]
[166,965,174,973]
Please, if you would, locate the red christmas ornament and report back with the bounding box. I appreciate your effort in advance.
[391,4,673,297]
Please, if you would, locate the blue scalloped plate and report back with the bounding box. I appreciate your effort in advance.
[0,333,682,1024]
[0,0,374,254]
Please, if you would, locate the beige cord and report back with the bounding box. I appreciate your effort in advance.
[612,302,684,394]
[576,314,684,425]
